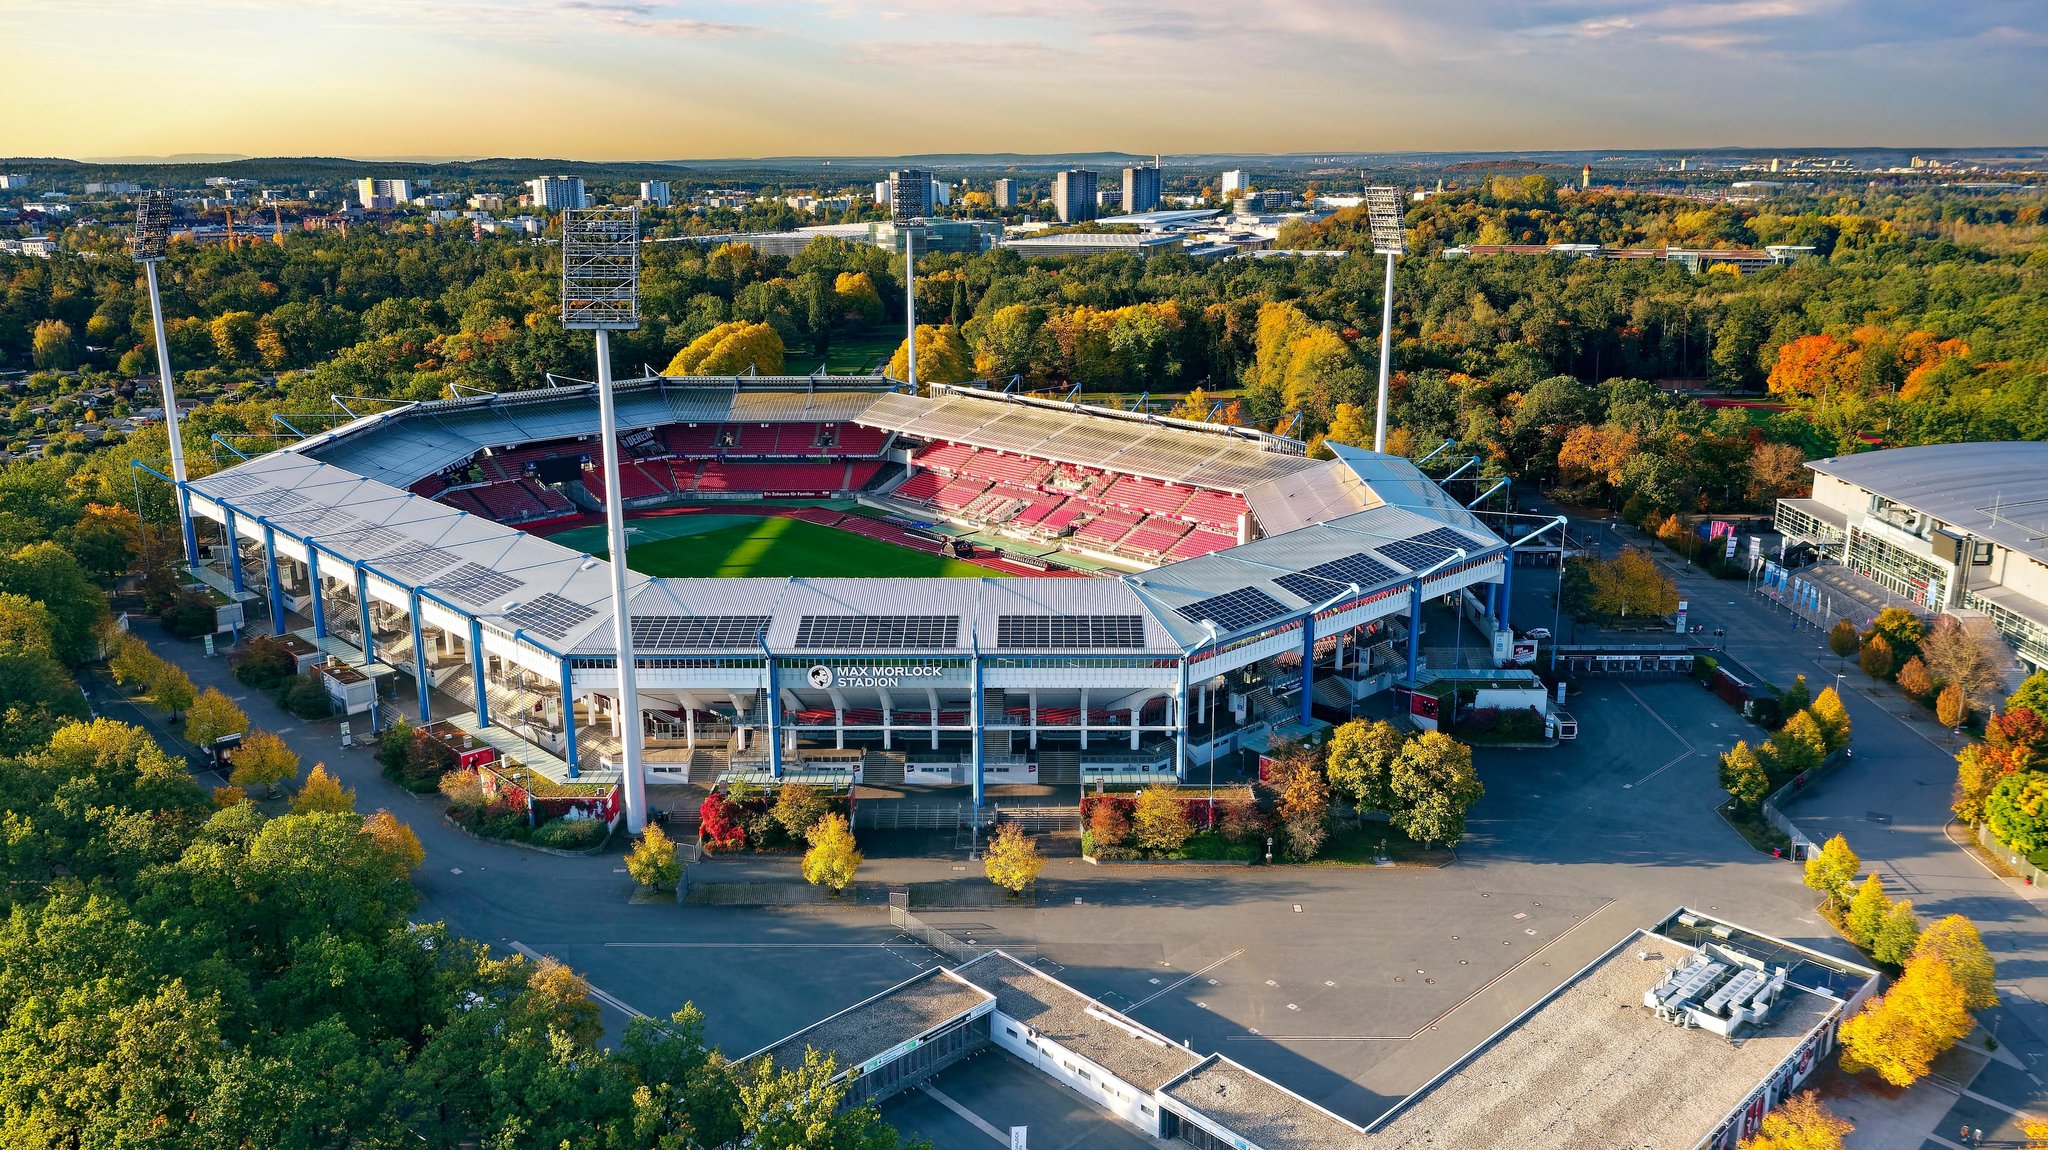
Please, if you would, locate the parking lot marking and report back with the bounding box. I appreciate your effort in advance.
[511,942,647,1019]
[915,1083,1009,1148]
[1619,682,1697,789]
[1123,950,1246,1013]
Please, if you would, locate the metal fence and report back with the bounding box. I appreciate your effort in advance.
[1761,751,1850,858]
[1977,822,2048,887]
[889,900,992,966]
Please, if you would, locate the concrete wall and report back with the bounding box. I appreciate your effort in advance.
[988,1010,1163,1136]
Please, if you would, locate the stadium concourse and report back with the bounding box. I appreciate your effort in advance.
[178,376,1510,823]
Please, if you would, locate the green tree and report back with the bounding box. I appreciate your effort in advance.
[1132,784,1194,855]
[1781,674,1812,716]
[1389,731,1484,848]
[626,824,682,892]
[1324,718,1403,814]
[1864,607,1927,663]
[733,1047,921,1150]
[1987,772,2048,854]
[0,541,111,664]
[1770,711,1829,776]
[1804,833,1860,910]
[800,813,861,895]
[2012,671,2048,719]
[148,659,195,719]
[1719,741,1772,810]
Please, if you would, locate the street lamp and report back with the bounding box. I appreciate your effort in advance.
[1363,186,1406,454]
[561,206,649,834]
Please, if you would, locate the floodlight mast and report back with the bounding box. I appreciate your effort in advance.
[903,226,918,390]
[132,193,198,568]
[1364,186,1407,454]
[561,207,648,834]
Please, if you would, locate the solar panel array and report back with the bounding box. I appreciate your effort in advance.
[631,615,771,650]
[794,615,961,650]
[434,562,526,608]
[1273,551,1399,602]
[1173,587,1289,633]
[1376,526,1476,571]
[503,593,598,641]
[996,614,1147,650]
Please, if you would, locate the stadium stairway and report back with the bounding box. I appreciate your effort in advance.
[1036,750,1080,786]
[860,750,905,787]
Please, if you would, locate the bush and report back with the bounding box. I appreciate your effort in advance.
[277,672,333,719]
[531,818,608,851]
[480,801,530,841]
[1217,800,1267,844]
[700,793,745,851]
[1499,707,1545,740]
[158,591,218,638]
[1746,694,1784,730]
[381,726,458,793]
[1462,706,1500,734]
[1693,654,1720,683]
[231,635,297,690]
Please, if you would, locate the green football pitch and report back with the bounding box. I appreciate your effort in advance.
[550,513,1005,579]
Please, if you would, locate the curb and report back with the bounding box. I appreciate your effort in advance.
[440,814,614,858]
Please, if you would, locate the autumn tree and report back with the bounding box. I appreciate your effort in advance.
[1739,1091,1851,1150]
[1895,655,1936,700]
[1864,608,1927,664]
[1389,731,1484,848]
[1845,874,1891,950]
[147,660,195,719]
[228,730,300,796]
[1913,915,1997,1011]
[1132,784,1194,855]
[771,783,831,843]
[801,812,862,895]
[1810,687,1851,754]
[983,822,1045,896]
[1858,634,1895,680]
[1324,718,1403,815]
[1746,442,1811,503]
[1921,614,2013,709]
[1770,711,1830,776]
[1838,953,1973,1086]
[1584,548,1677,619]
[886,324,973,386]
[1936,682,1967,729]
[1325,403,1371,447]
[363,810,425,872]
[289,763,356,814]
[1719,741,1771,810]
[664,321,784,376]
[1804,834,1860,910]
[1827,620,1860,661]
[183,687,250,748]
[626,824,682,892]
[1276,752,1332,861]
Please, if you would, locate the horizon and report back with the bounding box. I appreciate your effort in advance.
[7,0,2044,159]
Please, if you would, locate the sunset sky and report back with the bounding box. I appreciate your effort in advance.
[8,0,2045,160]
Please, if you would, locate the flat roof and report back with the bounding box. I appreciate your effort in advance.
[1810,442,2048,564]
[1367,921,1864,1150]
[748,968,992,1079]
[954,952,1204,1092]
[1162,1057,1371,1150]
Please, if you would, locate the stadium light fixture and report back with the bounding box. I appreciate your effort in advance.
[1363,186,1406,454]
[903,227,918,389]
[561,206,649,834]
[132,192,199,568]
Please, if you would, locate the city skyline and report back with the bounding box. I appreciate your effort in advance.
[6,0,2044,160]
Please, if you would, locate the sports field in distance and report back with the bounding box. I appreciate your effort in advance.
[551,512,1004,579]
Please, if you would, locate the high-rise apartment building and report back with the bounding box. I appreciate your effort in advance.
[1122,163,1162,213]
[1220,170,1251,196]
[1053,169,1099,224]
[639,181,670,207]
[526,175,587,211]
[888,169,933,221]
[993,179,1018,209]
[355,178,413,208]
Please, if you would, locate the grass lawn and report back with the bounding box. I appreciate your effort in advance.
[1310,821,1457,867]
[588,515,1004,579]
[788,330,900,375]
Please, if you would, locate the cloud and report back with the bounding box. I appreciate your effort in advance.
[842,38,1073,70]
[559,1,758,36]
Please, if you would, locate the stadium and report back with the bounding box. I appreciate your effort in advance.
[180,375,1511,826]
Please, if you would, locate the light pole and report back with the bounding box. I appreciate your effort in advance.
[902,227,917,389]
[561,207,648,834]
[1363,187,1406,453]
[1199,620,1219,827]
[132,192,198,568]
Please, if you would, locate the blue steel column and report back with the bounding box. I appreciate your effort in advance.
[1496,554,1513,627]
[262,524,285,637]
[763,649,782,779]
[223,508,245,594]
[970,649,985,808]
[1175,654,1191,782]
[354,566,374,662]
[177,485,199,575]
[408,589,432,722]
[560,655,579,776]
[1298,614,1316,725]
[469,619,491,727]
[307,547,327,639]
[1406,580,1423,681]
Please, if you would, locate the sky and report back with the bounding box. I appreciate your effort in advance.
[6,0,2045,160]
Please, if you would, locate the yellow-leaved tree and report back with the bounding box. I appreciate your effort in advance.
[886,324,973,386]
[626,824,681,892]
[229,729,300,796]
[665,321,784,377]
[801,812,862,895]
[1838,952,1973,1086]
[183,687,249,748]
[290,763,356,814]
[983,822,1045,896]
[1738,1091,1851,1150]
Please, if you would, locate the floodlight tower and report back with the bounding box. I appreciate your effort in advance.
[1363,186,1407,454]
[133,192,198,567]
[902,227,918,389]
[561,207,649,834]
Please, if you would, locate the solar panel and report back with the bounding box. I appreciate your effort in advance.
[1376,528,1474,571]
[1172,587,1289,633]
[996,614,1147,650]
[203,472,262,496]
[631,614,771,650]
[503,593,598,641]
[372,544,463,582]
[434,562,525,608]
[794,615,961,650]
[1274,551,1400,602]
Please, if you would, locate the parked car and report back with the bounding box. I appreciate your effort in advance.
[1523,628,1552,641]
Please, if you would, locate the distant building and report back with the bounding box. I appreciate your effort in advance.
[1000,232,1179,258]
[874,180,891,207]
[993,179,1018,209]
[1052,169,1099,223]
[930,178,951,208]
[870,218,1002,255]
[889,169,933,221]
[1123,163,1162,213]
[527,176,587,211]
[468,193,507,212]
[355,178,412,209]
[1221,169,1251,195]
[0,175,29,190]
[640,181,671,207]
[85,182,142,195]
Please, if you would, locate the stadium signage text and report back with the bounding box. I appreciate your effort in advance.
[807,663,947,689]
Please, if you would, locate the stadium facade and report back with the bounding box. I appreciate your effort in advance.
[180,378,1510,807]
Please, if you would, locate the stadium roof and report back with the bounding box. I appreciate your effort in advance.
[1094,208,1223,230]
[1809,442,2048,564]
[856,385,1319,493]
